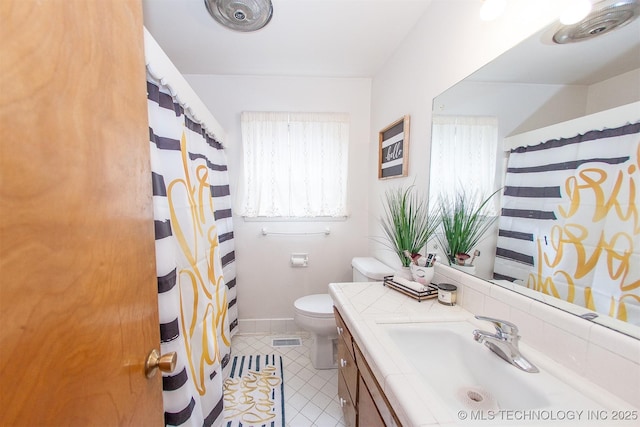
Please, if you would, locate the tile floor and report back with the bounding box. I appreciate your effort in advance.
[231,333,347,427]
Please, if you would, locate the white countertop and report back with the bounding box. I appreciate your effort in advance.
[328,281,637,427]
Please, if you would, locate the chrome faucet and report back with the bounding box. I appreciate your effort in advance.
[472,315,539,373]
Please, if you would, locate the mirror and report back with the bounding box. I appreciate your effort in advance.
[428,13,640,339]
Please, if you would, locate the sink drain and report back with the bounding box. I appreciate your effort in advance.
[467,390,484,402]
[456,387,499,411]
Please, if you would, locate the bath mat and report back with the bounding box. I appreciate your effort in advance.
[223,354,285,427]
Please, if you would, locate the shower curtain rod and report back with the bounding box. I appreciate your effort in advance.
[143,27,227,146]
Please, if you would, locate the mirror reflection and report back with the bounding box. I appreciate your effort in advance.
[428,10,640,336]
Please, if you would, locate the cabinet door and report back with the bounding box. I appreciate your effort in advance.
[335,307,355,359]
[338,370,357,427]
[338,332,358,402]
[357,376,385,427]
[354,343,402,426]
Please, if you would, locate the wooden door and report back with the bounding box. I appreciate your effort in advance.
[0,1,164,425]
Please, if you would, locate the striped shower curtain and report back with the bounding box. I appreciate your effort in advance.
[147,76,238,426]
[493,122,640,324]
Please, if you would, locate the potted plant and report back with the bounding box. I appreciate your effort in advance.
[436,188,500,268]
[379,185,440,269]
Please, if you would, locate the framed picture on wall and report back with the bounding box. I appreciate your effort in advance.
[378,115,410,179]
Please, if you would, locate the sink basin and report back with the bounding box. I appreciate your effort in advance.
[381,322,604,418]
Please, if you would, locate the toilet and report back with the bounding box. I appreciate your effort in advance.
[351,256,395,283]
[293,257,393,369]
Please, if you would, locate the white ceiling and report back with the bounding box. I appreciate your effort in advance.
[143,0,640,85]
[142,0,434,77]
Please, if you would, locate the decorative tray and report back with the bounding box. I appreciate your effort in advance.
[383,276,438,302]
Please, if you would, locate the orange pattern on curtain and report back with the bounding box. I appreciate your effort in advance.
[168,130,230,395]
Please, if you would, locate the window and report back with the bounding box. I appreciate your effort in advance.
[429,116,499,213]
[238,112,349,217]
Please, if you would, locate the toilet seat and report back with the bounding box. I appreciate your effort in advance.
[294,294,334,318]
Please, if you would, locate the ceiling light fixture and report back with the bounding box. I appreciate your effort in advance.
[480,0,507,21]
[559,0,593,24]
[553,0,640,44]
[204,0,273,32]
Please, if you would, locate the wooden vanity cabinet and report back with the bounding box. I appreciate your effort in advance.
[354,343,401,427]
[335,308,357,426]
[357,375,386,427]
[334,307,402,427]
[338,363,357,426]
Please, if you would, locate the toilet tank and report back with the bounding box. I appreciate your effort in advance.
[351,257,394,282]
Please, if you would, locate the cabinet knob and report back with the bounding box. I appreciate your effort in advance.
[339,397,348,408]
[337,326,344,335]
[340,358,348,368]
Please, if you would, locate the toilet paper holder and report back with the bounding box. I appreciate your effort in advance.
[290,253,309,267]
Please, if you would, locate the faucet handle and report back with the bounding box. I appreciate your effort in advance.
[475,315,519,337]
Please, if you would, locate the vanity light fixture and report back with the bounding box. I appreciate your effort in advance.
[479,0,507,21]
[559,0,593,24]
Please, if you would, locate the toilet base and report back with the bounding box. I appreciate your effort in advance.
[310,333,337,370]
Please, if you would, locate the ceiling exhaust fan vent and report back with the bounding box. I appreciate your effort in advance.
[553,0,640,44]
[204,0,273,32]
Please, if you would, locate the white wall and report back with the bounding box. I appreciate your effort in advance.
[433,69,640,141]
[434,81,588,140]
[368,0,576,270]
[587,68,640,114]
[184,75,371,331]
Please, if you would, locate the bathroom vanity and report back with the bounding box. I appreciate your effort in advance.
[335,307,401,427]
[330,272,639,426]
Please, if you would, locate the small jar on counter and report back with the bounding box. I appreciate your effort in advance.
[437,283,457,306]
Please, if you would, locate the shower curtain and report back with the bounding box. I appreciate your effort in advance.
[494,121,640,324]
[147,76,237,426]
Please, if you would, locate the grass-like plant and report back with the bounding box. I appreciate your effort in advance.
[379,185,440,267]
[436,189,500,265]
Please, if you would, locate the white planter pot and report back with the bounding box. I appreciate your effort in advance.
[410,264,435,285]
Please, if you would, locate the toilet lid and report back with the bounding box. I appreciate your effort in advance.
[351,257,394,280]
[294,294,334,317]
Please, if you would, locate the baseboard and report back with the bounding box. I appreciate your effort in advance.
[237,318,302,334]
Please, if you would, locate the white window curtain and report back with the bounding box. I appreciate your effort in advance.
[238,112,349,217]
[430,115,499,212]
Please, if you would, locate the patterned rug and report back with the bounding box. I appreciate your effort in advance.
[223,354,285,427]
